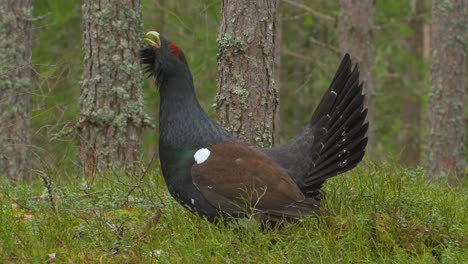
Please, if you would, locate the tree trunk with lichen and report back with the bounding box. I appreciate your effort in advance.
[0,0,32,180]
[216,0,280,147]
[428,0,466,187]
[338,0,375,159]
[274,1,282,144]
[78,0,152,177]
[400,0,425,166]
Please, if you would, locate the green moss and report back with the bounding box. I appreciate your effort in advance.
[231,86,249,106]
[213,94,226,109]
[253,124,273,147]
[260,94,267,105]
[217,33,245,60]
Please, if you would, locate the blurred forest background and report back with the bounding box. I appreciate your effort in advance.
[0,1,466,262]
[4,0,468,175]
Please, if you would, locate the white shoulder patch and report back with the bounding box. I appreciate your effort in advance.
[194,148,211,164]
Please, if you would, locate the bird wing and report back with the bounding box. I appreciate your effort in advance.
[262,54,368,197]
[190,141,314,217]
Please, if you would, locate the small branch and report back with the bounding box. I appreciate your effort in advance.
[120,171,149,208]
[7,194,34,211]
[26,190,106,201]
[284,49,314,63]
[38,171,56,212]
[309,37,340,54]
[284,49,328,69]
[138,208,163,240]
[282,0,336,23]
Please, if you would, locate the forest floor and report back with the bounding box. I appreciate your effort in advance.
[0,162,466,263]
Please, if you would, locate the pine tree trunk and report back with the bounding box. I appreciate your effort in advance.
[428,0,466,187]
[78,0,151,177]
[400,0,424,166]
[216,0,280,147]
[274,1,282,144]
[0,0,32,180]
[338,0,375,159]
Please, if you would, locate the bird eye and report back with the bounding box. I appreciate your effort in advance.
[168,43,180,57]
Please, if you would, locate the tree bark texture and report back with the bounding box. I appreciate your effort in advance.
[400,0,425,166]
[338,0,375,159]
[79,0,151,177]
[428,0,466,186]
[0,0,32,180]
[274,0,282,144]
[216,0,280,147]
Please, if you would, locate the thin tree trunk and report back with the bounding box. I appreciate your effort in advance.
[0,0,32,180]
[428,0,466,187]
[216,0,280,147]
[78,0,152,177]
[274,0,282,144]
[400,0,425,166]
[338,0,375,159]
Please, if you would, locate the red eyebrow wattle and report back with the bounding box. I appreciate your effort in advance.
[168,43,180,57]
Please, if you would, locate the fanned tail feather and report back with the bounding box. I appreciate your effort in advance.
[301,54,368,195]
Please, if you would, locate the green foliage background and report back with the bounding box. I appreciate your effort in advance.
[31,0,467,171]
[0,1,465,261]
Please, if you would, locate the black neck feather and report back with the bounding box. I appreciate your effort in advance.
[157,67,232,149]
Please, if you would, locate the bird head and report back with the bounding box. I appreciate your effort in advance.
[140,31,189,80]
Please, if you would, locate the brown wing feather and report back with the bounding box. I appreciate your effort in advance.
[191,141,308,216]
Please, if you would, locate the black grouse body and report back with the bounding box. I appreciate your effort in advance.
[140,31,368,222]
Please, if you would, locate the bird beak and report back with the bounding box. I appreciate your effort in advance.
[144,31,161,48]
